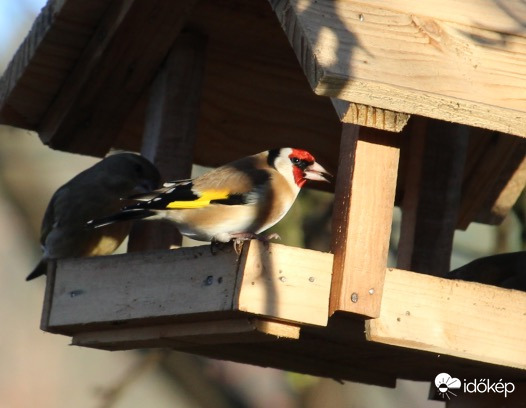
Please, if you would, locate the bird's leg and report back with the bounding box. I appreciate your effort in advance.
[229,232,281,254]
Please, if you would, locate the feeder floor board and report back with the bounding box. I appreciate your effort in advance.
[40,242,526,385]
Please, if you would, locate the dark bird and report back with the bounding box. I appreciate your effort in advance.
[447,251,526,291]
[26,153,160,281]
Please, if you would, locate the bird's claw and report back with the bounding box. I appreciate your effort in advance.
[233,239,244,255]
[211,233,281,255]
[265,233,281,241]
[229,232,281,254]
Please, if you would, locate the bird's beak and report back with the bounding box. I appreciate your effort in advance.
[304,162,332,183]
[131,180,157,196]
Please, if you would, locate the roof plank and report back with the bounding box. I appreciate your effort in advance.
[271,0,526,137]
[38,0,198,155]
[0,0,110,128]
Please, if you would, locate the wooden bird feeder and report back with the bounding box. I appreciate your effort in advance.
[2,0,526,405]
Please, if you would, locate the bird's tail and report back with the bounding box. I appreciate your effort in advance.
[26,259,47,281]
[87,208,157,229]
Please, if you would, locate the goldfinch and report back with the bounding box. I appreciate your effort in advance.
[26,153,160,281]
[88,148,330,244]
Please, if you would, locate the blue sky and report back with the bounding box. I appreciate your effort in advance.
[0,0,46,71]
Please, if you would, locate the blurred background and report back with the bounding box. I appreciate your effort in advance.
[0,1,524,407]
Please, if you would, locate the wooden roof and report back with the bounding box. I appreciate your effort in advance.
[0,0,524,228]
[3,0,526,391]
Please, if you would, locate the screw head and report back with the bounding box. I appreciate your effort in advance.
[351,292,358,303]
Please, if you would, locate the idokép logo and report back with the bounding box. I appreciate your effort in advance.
[434,373,515,399]
[435,373,461,399]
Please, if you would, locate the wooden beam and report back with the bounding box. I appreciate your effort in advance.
[191,337,398,388]
[479,156,526,226]
[270,0,526,137]
[473,135,526,227]
[38,0,198,155]
[331,99,410,132]
[367,268,526,371]
[40,249,526,383]
[1,0,344,170]
[72,318,300,351]
[0,0,110,129]
[128,31,207,252]
[42,242,332,334]
[397,119,469,276]
[236,240,333,322]
[331,124,400,317]
[40,260,57,331]
[139,31,206,180]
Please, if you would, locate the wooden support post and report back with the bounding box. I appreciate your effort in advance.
[397,119,469,275]
[128,31,207,252]
[331,98,410,133]
[330,124,400,318]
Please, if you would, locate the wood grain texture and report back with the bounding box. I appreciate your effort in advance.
[43,242,331,333]
[271,0,526,137]
[2,0,520,229]
[140,31,206,181]
[481,155,526,225]
[236,241,333,325]
[330,125,400,317]
[41,253,526,383]
[128,31,207,252]
[181,0,341,173]
[458,130,526,228]
[72,318,300,351]
[46,246,241,332]
[0,0,342,172]
[38,0,198,155]
[367,268,526,370]
[331,99,410,132]
[0,0,109,128]
[351,0,526,35]
[40,260,57,331]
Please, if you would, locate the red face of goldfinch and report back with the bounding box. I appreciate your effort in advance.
[287,148,331,188]
[88,148,331,244]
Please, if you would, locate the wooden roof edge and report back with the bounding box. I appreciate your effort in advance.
[0,0,110,129]
[270,0,526,138]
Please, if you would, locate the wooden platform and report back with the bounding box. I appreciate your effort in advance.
[42,242,526,386]
[1,0,525,400]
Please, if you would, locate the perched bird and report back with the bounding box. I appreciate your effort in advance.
[447,251,526,291]
[89,148,330,245]
[26,153,160,281]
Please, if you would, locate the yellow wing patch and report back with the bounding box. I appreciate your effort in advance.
[166,189,230,209]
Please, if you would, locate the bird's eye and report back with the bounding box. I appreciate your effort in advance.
[291,157,300,165]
